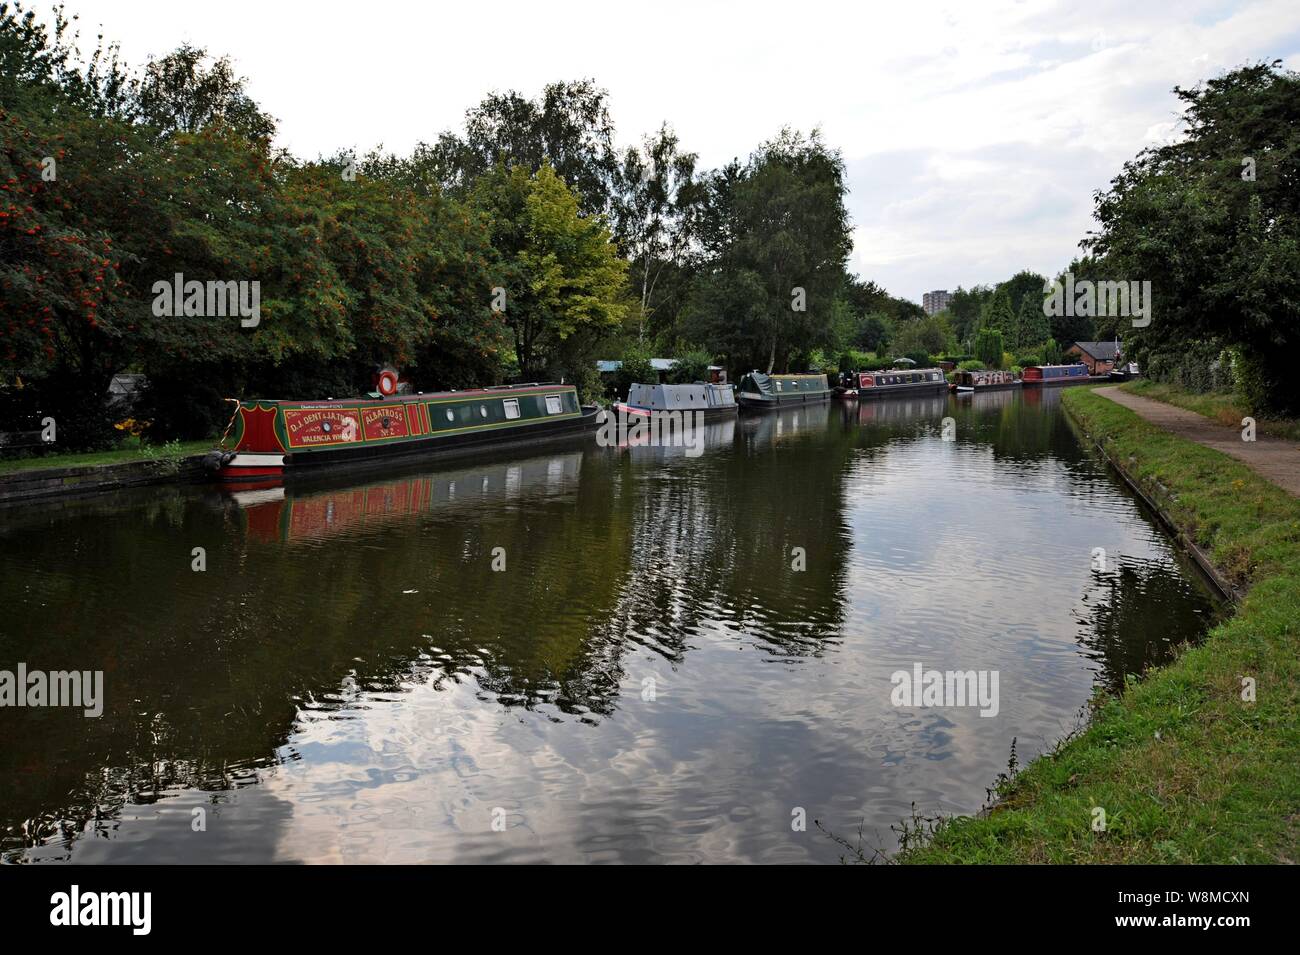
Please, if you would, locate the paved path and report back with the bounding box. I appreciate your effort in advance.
[1095,386,1300,496]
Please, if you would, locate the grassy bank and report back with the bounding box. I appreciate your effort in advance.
[899,387,1300,863]
[0,439,212,476]
[1123,380,1300,441]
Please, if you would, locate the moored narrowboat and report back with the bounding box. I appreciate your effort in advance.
[206,382,599,483]
[1020,363,1105,386]
[838,368,948,400]
[736,372,832,410]
[612,381,737,420]
[953,369,1021,393]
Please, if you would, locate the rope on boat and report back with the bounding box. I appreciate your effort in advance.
[216,398,242,450]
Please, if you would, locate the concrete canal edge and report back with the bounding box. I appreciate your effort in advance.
[0,454,209,506]
[897,385,1300,864]
[1064,402,1244,605]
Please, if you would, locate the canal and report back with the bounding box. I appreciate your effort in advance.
[0,388,1220,863]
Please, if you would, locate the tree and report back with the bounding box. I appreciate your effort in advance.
[133,44,275,142]
[891,314,951,357]
[997,270,1048,318]
[979,287,1015,340]
[856,311,892,353]
[1046,258,1097,345]
[474,163,628,382]
[948,285,991,345]
[1015,293,1050,350]
[432,80,619,217]
[1085,62,1300,414]
[666,346,712,384]
[975,328,1004,368]
[685,128,852,373]
[611,123,702,342]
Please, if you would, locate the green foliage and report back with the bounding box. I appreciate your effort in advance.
[978,287,1015,340]
[611,342,654,398]
[947,285,990,345]
[666,346,711,384]
[429,79,619,217]
[997,270,1048,318]
[855,311,892,352]
[612,124,701,341]
[1085,62,1300,415]
[1014,292,1051,350]
[685,128,852,374]
[891,313,952,358]
[475,162,628,382]
[974,328,1004,368]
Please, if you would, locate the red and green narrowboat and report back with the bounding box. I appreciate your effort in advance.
[206,383,598,483]
[736,372,831,410]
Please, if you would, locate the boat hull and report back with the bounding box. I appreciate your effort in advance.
[612,402,737,421]
[857,382,950,400]
[736,392,831,411]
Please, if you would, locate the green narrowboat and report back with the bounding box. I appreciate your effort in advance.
[736,372,832,411]
[207,382,598,484]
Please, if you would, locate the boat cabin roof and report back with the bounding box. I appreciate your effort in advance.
[247,382,575,407]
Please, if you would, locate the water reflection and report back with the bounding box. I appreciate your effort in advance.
[0,391,1218,863]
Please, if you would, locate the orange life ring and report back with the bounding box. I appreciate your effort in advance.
[378,370,399,396]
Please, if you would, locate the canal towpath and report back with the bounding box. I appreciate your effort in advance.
[1096,385,1300,497]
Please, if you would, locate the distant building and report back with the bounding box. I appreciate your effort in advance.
[1066,341,1122,376]
[922,290,952,315]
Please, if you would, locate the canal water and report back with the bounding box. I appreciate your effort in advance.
[0,388,1220,863]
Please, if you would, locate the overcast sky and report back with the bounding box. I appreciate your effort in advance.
[61,0,1300,301]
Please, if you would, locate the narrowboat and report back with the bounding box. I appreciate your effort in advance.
[1020,364,1105,386]
[952,369,1021,393]
[836,368,948,400]
[1109,361,1140,382]
[737,372,832,410]
[612,381,738,420]
[206,382,599,483]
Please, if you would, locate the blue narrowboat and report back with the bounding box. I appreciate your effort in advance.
[1020,364,1103,386]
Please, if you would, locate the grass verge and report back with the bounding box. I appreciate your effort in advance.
[0,439,212,476]
[1123,379,1300,441]
[898,387,1300,863]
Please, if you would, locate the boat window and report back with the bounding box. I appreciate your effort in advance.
[479,405,488,418]
[776,382,783,391]
[545,395,563,414]
[503,398,521,420]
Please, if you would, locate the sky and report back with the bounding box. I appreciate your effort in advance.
[55,0,1300,301]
